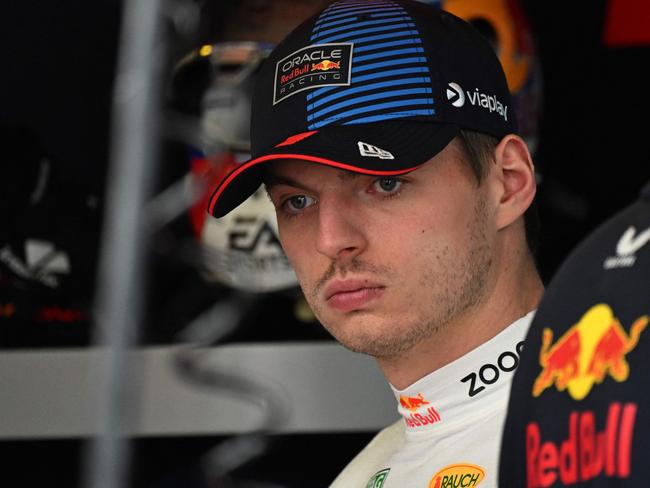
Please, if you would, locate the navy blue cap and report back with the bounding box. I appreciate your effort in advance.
[209,0,516,217]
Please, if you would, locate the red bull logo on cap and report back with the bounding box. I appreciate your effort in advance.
[532,304,648,400]
[311,59,340,71]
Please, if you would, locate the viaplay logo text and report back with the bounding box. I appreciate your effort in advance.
[446,82,508,121]
[273,43,352,105]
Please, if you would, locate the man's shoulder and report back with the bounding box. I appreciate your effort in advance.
[329,420,404,488]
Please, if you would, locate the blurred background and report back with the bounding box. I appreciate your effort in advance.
[1,0,649,486]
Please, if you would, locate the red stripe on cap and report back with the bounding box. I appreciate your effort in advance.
[208,153,422,215]
[275,130,319,147]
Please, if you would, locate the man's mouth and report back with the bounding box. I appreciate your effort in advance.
[324,279,385,313]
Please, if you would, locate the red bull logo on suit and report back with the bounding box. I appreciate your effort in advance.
[532,303,648,400]
[399,394,442,428]
[525,303,647,486]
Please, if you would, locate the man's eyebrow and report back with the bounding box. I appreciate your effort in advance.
[263,172,310,192]
[337,171,361,182]
[263,167,361,191]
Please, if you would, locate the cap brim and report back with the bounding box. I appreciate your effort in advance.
[208,121,459,217]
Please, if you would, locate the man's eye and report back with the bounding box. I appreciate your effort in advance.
[283,194,315,213]
[374,177,402,193]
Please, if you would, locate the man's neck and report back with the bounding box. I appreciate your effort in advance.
[378,253,544,390]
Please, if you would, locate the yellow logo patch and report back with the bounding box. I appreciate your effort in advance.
[533,304,648,400]
[429,463,485,487]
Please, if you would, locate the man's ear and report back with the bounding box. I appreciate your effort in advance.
[492,134,537,231]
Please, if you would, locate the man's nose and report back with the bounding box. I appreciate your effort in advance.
[315,196,367,262]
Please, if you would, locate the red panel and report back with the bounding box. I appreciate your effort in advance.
[603,0,650,46]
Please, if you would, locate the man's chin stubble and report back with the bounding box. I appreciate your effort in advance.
[327,318,444,359]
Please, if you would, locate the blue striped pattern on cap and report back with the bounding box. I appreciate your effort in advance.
[306,0,434,130]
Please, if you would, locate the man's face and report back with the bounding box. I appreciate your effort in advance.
[265,140,496,359]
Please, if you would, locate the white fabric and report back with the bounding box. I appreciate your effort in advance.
[329,311,535,487]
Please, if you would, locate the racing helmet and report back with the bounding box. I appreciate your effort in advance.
[170,41,298,292]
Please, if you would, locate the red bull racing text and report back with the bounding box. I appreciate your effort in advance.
[273,43,352,104]
[526,402,636,487]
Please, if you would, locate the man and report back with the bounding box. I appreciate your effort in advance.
[208,0,543,486]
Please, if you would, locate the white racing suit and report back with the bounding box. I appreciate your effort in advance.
[330,311,535,488]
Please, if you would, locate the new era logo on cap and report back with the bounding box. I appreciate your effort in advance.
[358,141,394,160]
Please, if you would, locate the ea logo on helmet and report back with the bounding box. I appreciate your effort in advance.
[446,82,465,107]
